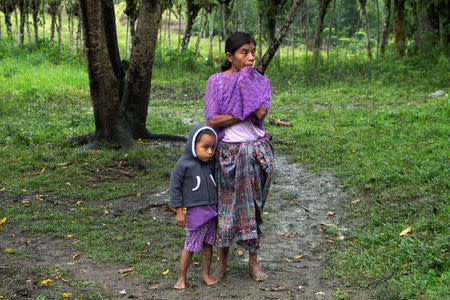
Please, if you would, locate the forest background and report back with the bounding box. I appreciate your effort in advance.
[0,0,448,299]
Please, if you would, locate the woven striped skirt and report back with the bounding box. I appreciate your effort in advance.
[216,136,274,252]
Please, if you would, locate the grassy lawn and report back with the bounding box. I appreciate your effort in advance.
[0,39,448,299]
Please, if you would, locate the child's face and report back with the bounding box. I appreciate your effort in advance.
[195,134,216,162]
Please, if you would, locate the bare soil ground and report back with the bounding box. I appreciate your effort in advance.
[1,145,365,299]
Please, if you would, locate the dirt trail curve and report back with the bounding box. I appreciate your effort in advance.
[98,149,352,299]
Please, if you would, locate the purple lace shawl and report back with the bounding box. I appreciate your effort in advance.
[204,67,271,141]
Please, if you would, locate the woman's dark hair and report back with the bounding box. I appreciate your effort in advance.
[221,32,256,72]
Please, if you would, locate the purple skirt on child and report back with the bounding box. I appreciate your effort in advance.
[184,204,217,252]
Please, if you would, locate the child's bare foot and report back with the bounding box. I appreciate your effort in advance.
[173,277,186,289]
[202,275,217,286]
[249,265,268,282]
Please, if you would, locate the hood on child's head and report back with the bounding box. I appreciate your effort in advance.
[183,124,217,158]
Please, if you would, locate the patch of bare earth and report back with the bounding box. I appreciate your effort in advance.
[1,145,367,299]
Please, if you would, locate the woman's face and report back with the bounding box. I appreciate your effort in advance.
[226,43,256,73]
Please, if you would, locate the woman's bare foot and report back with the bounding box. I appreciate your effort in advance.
[211,266,227,281]
[173,277,186,289]
[250,267,268,282]
[249,252,268,282]
[202,275,218,286]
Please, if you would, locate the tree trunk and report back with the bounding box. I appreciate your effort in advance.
[18,0,26,46]
[167,3,171,50]
[257,0,303,74]
[26,8,32,46]
[376,0,380,57]
[31,0,39,44]
[438,2,448,48]
[258,6,262,58]
[358,0,372,60]
[68,13,73,51]
[208,8,215,60]
[41,0,45,40]
[176,3,181,51]
[326,0,336,64]
[50,14,56,44]
[57,10,62,50]
[181,0,201,51]
[5,13,13,41]
[194,10,207,55]
[393,0,406,56]
[336,0,342,64]
[312,0,332,64]
[14,9,18,44]
[354,13,360,61]
[380,0,390,55]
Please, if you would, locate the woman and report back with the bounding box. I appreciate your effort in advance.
[204,32,274,282]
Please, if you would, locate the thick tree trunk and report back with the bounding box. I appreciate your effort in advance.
[380,0,390,55]
[359,0,372,60]
[257,0,303,74]
[438,2,448,48]
[14,9,18,44]
[181,0,201,51]
[393,0,406,56]
[68,13,73,51]
[26,9,32,46]
[312,0,332,64]
[80,0,134,151]
[376,0,380,57]
[121,0,164,141]
[258,6,262,58]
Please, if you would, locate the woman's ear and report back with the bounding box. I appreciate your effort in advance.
[225,52,232,63]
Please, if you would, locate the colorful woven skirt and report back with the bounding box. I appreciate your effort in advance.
[216,136,274,252]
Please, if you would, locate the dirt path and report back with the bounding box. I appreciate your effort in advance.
[1,148,353,299]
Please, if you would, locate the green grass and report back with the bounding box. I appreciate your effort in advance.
[0,36,449,299]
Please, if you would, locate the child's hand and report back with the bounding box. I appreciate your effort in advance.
[175,208,186,227]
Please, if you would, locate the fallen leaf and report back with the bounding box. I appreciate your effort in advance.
[41,279,53,284]
[66,234,73,238]
[34,195,43,200]
[21,189,27,192]
[76,201,82,205]
[137,192,141,197]
[0,187,5,191]
[192,261,200,265]
[235,249,244,256]
[327,211,334,216]
[55,276,69,282]
[271,285,286,291]
[62,292,71,298]
[400,226,411,236]
[0,217,6,226]
[5,248,13,253]
[22,200,30,204]
[285,258,292,262]
[72,253,80,260]
[121,273,129,277]
[149,284,159,290]
[280,233,293,238]
[186,291,200,295]
[293,254,304,259]
[162,269,169,275]
[119,267,135,274]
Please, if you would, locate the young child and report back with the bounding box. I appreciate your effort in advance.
[170,125,218,289]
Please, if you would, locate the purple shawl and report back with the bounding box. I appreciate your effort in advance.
[204,67,271,141]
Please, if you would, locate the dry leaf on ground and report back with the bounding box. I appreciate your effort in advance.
[399,226,411,236]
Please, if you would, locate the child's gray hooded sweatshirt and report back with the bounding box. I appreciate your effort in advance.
[169,125,218,209]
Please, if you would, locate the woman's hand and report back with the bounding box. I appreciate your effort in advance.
[175,208,186,227]
[208,114,240,128]
[254,104,267,120]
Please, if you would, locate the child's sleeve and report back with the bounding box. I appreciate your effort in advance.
[169,163,185,208]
